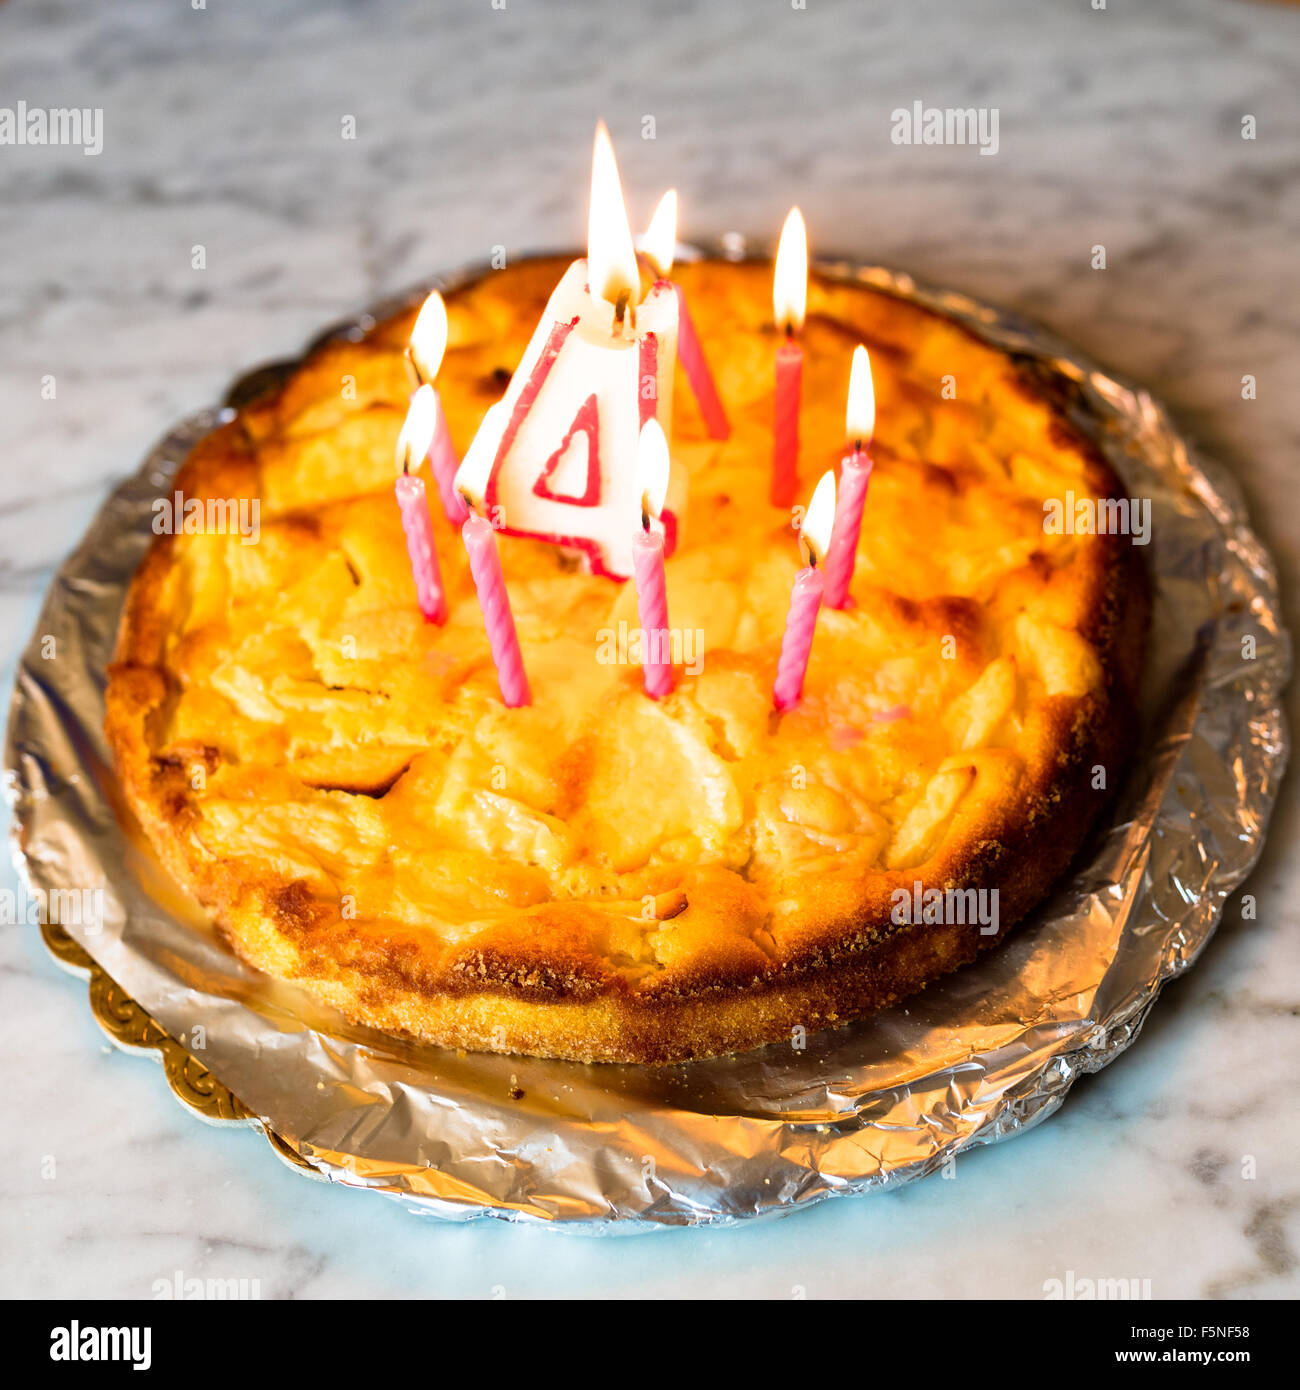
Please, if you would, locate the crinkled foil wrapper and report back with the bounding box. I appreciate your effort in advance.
[5,246,1291,1230]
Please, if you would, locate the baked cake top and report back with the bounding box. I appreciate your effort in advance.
[106,256,1145,1061]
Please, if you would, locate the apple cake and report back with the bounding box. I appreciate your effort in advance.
[106,256,1149,1063]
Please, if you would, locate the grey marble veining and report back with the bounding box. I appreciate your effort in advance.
[1,0,1297,1298]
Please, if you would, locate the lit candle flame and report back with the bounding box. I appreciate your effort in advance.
[846,344,876,449]
[799,470,836,568]
[408,290,449,385]
[636,417,670,528]
[588,121,640,325]
[455,401,509,514]
[773,207,808,335]
[395,384,437,475]
[640,189,677,279]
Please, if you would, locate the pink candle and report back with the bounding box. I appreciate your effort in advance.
[462,511,531,708]
[822,345,877,610]
[771,207,808,511]
[632,418,674,698]
[394,473,447,625]
[773,565,825,712]
[822,450,872,609]
[394,388,448,624]
[772,339,802,508]
[633,526,672,698]
[672,283,729,440]
[639,191,728,442]
[426,388,469,526]
[406,291,467,524]
[773,469,836,712]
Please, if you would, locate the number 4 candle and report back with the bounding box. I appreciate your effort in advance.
[458,122,682,581]
[771,207,808,510]
[393,388,448,625]
[822,345,876,610]
[773,470,836,712]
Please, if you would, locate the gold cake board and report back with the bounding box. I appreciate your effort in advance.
[38,917,321,1179]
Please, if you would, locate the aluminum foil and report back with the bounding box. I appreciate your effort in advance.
[5,247,1290,1229]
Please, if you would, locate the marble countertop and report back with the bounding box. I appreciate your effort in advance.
[2,0,1297,1298]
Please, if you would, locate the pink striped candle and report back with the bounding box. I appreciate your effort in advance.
[633,418,674,698]
[773,470,835,712]
[394,388,448,624]
[406,291,467,525]
[771,208,807,511]
[773,565,825,712]
[394,473,447,625]
[633,527,672,698]
[822,346,877,609]
[639,191,729,441]
[822,450,872,609]
[462,511,531,708]
[771,338,802,509]
[673,283,729,440]
[427,389,469,526]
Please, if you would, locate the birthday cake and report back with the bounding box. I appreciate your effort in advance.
[105,250,1148,1064]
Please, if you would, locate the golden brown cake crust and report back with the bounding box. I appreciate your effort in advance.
[106,257,1149,1063]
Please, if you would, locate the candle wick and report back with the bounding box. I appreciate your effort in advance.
[613,289,635,335]
[403,348,424,389]
[784,322,794,342]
